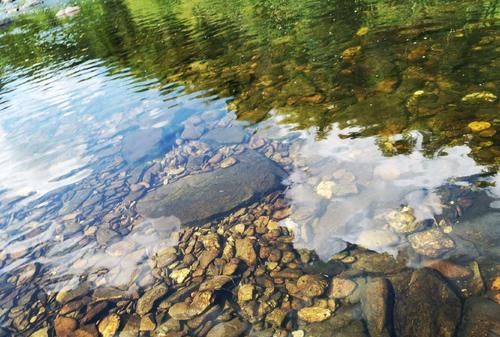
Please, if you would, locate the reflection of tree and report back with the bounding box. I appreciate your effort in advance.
[0,0,497,168]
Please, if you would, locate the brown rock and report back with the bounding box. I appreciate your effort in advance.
[329,278,358,299]
[136,284,168,316]
[54,316,77,337]
[235,238,257,265]
[297,307,331,323]
[73,325,98,337]
[424,260,472,280]
[296,275,327,297]
[169,291,213,320]
[98,314,120,337]
[199,275,233,291]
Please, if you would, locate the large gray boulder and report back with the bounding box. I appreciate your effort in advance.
[137,149,287,226]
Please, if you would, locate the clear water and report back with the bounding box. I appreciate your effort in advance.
[0,0,498,336]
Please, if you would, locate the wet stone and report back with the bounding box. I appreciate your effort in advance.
[137,149,287,226]
[329,278,357,299]
[136,284,168,316]
[361,278,392,337]
[199,275,233,291]
[297,307,332,323]
[235,238,257,265]
[98,314,120,337]
[394,269,461,337]
[168,291,213,320]
[54,316,77,337]
[206,318,248,337]
[408,229,455,258]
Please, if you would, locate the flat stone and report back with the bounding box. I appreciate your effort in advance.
[118,314,140,337]
[201,127,247,144]
[423,260,472,280]
[168,291,213,320]
[408,229,455,258]
[30,328,48,337]
[136,284,168,316]
[361,278,392,337]
[266,308,288,327]
[298,307,332,323]
[238,284,255,302]
[235,238,257,265]
[356,229,399,250]
[137,150,287,226]
[206,318,248,337]
[199,276,233,291]
[296,275,327,297]
[329,278,357,298]
[98,314,120,337]
[54,316,77,337]
[393,269,461,337]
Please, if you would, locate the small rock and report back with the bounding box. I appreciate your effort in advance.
[341,46,361,61]
[238,284,255,302]
[297,307,332,323]
[30,327,49,337]
[206,318,248,337]
[139,315,156,332]
[329,278,357,298]
[169,291,213,320]
[199,275,233,291]
[136,284,168,316]
[170,268,190,284]
[266,308,288,327]
[316,180,335,199]
[361,278,391,337]
[356,229,399,250]
[220,157,237,168]
[55,316,77,337]
[408,229,455,258]
[98,314,120,337]
[235,238,257,265]
[424,260,472,280]
[385,207,421,233]
[291,330,305,337]
[467,121,492,133]
[296,275,327,297]
[462,91,497,103]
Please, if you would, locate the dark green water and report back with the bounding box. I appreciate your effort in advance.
[0,0,499,336]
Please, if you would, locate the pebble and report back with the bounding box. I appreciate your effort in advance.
[467,121,492,133]
[220,157,237,168]
[98,314,120,337]
[170,268,191,284]
[462,91,497,103]
[385,207,421,233]
[408,229,455,258]
[168,291,213,320]
[291,330,305,337]
[238,284,255,302]
[356,229,399,250]
[316,180,335,199]
[30,328,49,337]
[235,238,257,265]
[329,278,357,298]
[54,316,77,337]
[424,260,472,280]
[297,307,332,322]
[136,284,168,316]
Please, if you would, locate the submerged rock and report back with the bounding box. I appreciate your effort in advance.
[206,318,248,337]
[408,229,455,257]
[297,307,332,323]
[393,269,461,337]
[137,149,287,226]
[361,278,392,337]
[457,297,500,337]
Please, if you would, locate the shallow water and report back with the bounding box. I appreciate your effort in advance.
[0,0,499,336]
